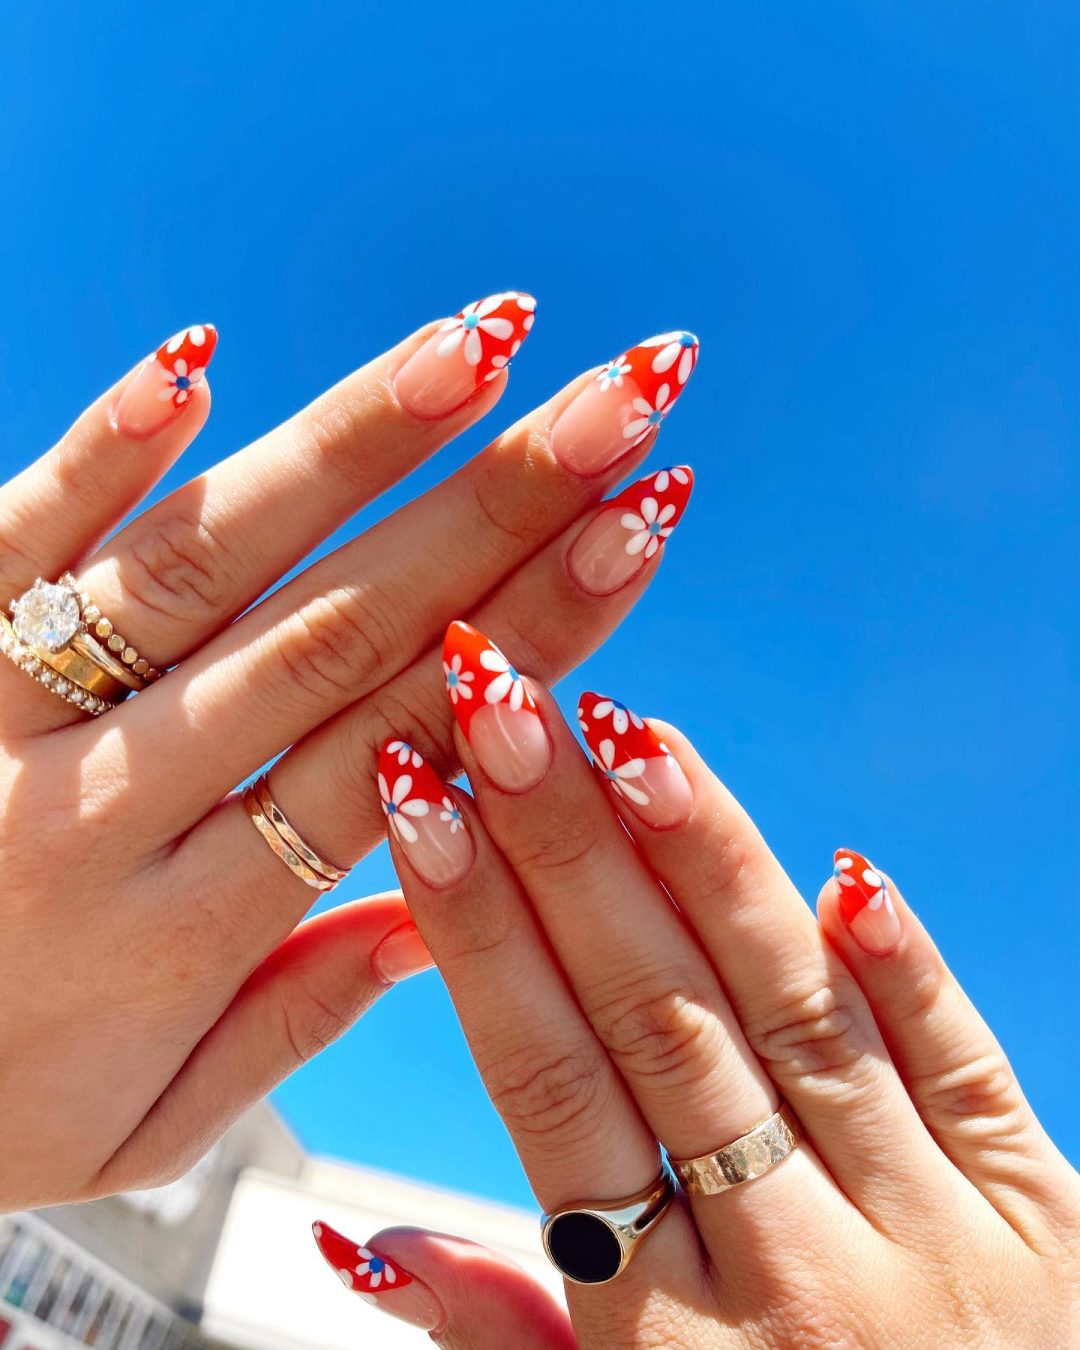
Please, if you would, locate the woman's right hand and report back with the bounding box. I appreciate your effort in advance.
[0,299,700,1210]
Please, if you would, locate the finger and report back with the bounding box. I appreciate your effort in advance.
[20,295,533,738]
[0,325,215,597]
[76,293,536,670]
[161,471,677,956]
[817,855,1080,1245]
[578,700,970,1233]
[312,1221,576,1348]
[113,353,697,839]
[0,326,213,732]
[376,748,706,1329]
[440,649,853,1262]
[89,894,430,1196]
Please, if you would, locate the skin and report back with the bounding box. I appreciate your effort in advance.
[373,681,1080,1349]
[0,314,667,1208]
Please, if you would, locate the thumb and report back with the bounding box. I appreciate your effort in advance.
[312,1220,576,1349]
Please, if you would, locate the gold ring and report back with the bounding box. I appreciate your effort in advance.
[0,615,112,716]
[5,575,160,712]
[671,1103,801,1196]
[253,776,350,883]
[541,1165,675,1285]
[243,777,349,891]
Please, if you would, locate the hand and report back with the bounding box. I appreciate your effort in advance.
[319,626,1080,1348]
[0,303,701,1210]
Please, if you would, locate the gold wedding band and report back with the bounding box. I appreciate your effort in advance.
[671,1103,802,1196]
[3,574,161,715]
[2,572,161,718]
[243,775,349,891]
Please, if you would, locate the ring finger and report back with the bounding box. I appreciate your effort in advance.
[15,294,534,735]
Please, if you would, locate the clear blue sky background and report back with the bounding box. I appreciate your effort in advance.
[2,4,1076,1209]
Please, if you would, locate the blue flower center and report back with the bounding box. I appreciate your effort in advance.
[368,1257,385,1274]
[386,802,398,816]
[832,864,842,878]
[449,809,461,821]
[508,665,520,681]
[678,333,694,347]
[648,522,661,535]
[447,671,459,687]
[463,314,480,330]
[605,768,618,781]
[174,375,191,390]
[647,409,664,426]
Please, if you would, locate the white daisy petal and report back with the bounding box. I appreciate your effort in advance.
[463,328,483,365]
[480,648,510,673]
[437,327,465,357]
[622,417,651,440]
[485,671,514,704]
[391,815,419,845]
[478,316,514,340]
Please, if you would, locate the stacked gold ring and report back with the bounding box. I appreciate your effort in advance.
[243,774,349,891]
[3,574,160,715]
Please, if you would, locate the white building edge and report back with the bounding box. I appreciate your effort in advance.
[0,1104,559,1349]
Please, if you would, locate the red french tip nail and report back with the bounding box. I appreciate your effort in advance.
[442,621,538,738]
[312,1220,414,1295]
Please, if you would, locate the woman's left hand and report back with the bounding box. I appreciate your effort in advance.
[314,622,1080,1348]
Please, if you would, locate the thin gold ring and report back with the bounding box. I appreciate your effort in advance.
[253,775,349,883]
[242,781,348,892]
[671,1103,802,1196]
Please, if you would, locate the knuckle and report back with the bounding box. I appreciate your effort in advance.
[279,982,360,1067]
[294,380,396,493]
[485,1042,610,1148]
[591,976,720,1090]
[278,586,391,703]
[468,469,540,552]
[119,504,230,629]
[910,1049,1026,1134]
[501,806,605,880]
[743,982,873,1090]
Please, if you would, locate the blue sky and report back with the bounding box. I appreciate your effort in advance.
[1,3,1076,1208]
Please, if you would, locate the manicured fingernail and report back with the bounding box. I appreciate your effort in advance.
[377,739,474,887]
[113,324,217,438]
[371,922,434,984]
[833,849,902,955]
[568,465,694,596]
[443,621,551,792]
[394,291,536,420]
[312,1221,445,1334]
[578,693,693,828]
[551,331,699,476]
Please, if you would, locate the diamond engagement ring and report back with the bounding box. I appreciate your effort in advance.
[1,574,160,715]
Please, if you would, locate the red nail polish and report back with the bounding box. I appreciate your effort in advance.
[832,848,902,955]
[578,692,693,828]
[567,465,694,596]
[377,739,473,887]
[394,292,536,419]
[551,331,699,475]
[443,622,550,791]
[114,324,218,438]
[311,1221,446,1332]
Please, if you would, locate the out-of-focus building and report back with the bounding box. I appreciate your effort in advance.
[0,1105,556,1349]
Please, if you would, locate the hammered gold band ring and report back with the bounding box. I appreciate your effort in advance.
[671,1103,802,1196]
[243,775,350,891]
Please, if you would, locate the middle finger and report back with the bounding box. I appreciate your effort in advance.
[90,331,699,839]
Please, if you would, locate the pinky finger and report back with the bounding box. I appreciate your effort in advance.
[89,892,430,1197]
[818,850,1080,1246]
[0,325,216,597]
[313,1221,576,1348]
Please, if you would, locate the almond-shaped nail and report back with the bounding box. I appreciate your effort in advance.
[568,465,694,596]
[443,621,551,792]
[312,1221,445,1334]
[377,739,474,887]
[551,331,699,476]
[833,849,902,955]
[578,693,694,828]
[113,324,218,438]
[371,921,434,984]
[394,291,536,420]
